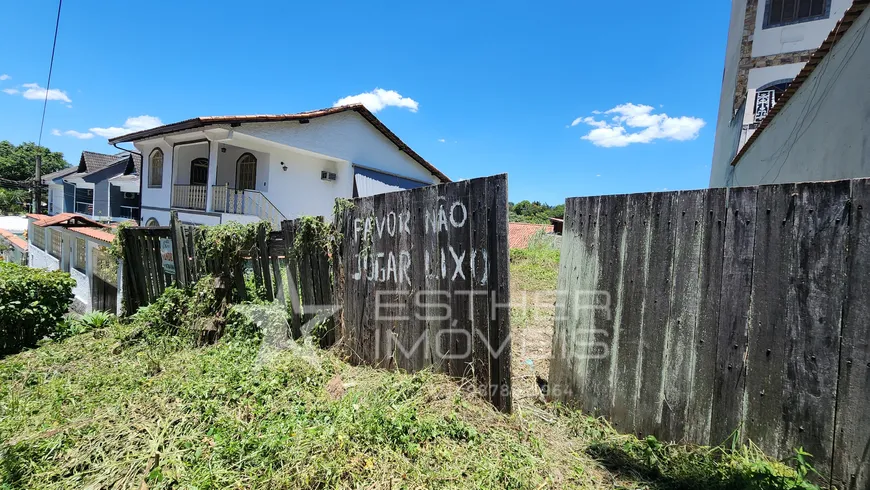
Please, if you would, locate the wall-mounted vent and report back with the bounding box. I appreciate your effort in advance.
[321,171,337,182]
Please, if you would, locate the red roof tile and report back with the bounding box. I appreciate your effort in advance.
[508,222,551,249]
[0,228,28,251]
[68,227,116,244]
[30,213,108,228]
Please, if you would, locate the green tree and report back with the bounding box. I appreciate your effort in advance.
[0,141,70,182]
[0,188,29,215]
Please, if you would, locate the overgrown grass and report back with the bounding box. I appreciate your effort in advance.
[0,327,820,489]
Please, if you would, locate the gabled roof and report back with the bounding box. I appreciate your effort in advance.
[732,0,870,166]
[64,151,142,181]
[27,212,109,228]
[41,166,78,184]
[108,104,450,182]
[0,228,28,251]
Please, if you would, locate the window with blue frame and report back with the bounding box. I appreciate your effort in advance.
[764,0,831,28]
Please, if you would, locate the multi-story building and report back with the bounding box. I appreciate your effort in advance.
[107,104,449,228]
[709,0,855,187]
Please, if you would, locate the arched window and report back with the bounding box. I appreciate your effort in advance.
[149,149,164,188]
[145,218,159,227]
[190,157,209,186]
[236,153,257,190]
[753,80,792,123]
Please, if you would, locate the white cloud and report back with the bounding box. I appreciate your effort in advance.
[0,74,9,81]
[569,117,583,127]
[2,88,18,95]
[89,115,163,138]
[570,103,705,148]
[20,83,71,103]
[438,138,446,143]
[52,128,96,139]
[333,88,419,113]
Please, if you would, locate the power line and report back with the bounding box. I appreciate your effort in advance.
[37,0,64,148]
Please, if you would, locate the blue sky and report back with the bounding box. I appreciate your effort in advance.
[0,0,730,205]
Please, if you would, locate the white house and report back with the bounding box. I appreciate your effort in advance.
[27,213,122,314]
[709,0,856,187]
[108,104,450,228]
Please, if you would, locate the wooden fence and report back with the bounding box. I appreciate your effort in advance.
[549,178,870,488]
[120,213,332,345]
[336,174,512,412]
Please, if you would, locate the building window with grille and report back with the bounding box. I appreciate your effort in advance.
[764,0,830,28]
[31,226,45,250]
[190,158,209,186]
[50,230,62,259]
[74,238,87,272]
[236,153,257,190]
[753,81,792,123]
[149,148,164,188]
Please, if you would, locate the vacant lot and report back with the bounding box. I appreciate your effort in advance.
[0,241,817,488]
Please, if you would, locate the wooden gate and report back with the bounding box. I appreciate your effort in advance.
[91,247,118,313]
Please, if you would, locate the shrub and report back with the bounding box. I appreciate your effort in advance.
[0,262,74,355]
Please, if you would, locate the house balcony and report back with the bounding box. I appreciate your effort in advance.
[171,184,207,211]
[75,200,94,215]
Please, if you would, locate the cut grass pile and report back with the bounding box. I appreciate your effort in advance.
[0,325,820,489]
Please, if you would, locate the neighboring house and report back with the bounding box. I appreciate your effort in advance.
[107,104,450,228]
[508,222,553,249]
[709,0,856,187]
[42,151,142,222]
[27,213,122,314]
[0,228,28,265]
[712,0,869,186]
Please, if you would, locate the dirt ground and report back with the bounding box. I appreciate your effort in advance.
[509,257,558,406]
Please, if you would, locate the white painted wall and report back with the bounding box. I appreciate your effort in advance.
[70,267,90,309]
[173,142,209,186]
[214,144,270,191]
[48,184,65,214]
[747,63,806,90]
[752,0,853,57]
[709,0,750,187]
[722,6,870,186]
[240,111,442,184]
[29,244,59,271]
[136,140,173,211]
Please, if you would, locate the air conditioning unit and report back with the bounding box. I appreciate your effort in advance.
[321,171,337,182]
[123,192,137,200]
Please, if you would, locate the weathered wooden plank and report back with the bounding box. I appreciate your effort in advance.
[488,174,511,412]
[635,191,676,438]
[608,192,652,434]
[169,212,187,288]
[469,176,491,399]
[257,225,273,301]
[744,182,795,453]
[685,187,727,444]
[281,220,301,338]
[584,193,628,417]
[549,195,596,405]
[749,181,848,469]
[833,178,870,490]
[710,185,757,446]
[660,190,706,443]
